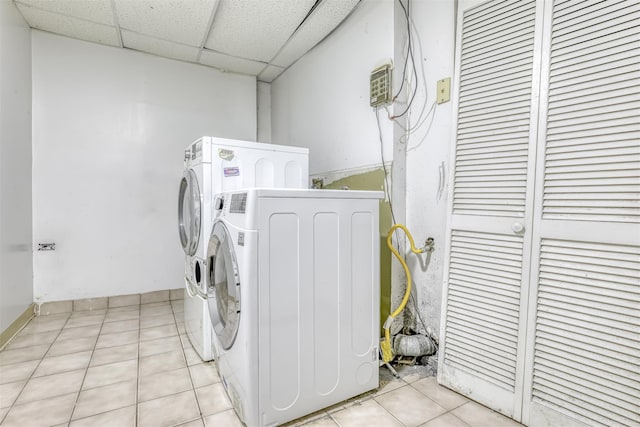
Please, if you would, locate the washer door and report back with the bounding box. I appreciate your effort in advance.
[178,169,201,256]
[206,221,241,350]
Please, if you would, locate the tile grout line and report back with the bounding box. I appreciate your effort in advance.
[0,312,72,425]
[171,297,206,426]
[68,309,108,425]
[136,301,142,427]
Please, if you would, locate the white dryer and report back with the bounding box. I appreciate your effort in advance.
[206,188,383,426]
[178,138,309,361]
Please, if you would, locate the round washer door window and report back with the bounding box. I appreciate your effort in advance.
[178,169,201,256]
[206,221,241,350]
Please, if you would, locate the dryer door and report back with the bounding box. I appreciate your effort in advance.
[206,221,241,350]
[178,169,201,256]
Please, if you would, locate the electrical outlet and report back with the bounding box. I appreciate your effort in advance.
[370,63,392,107]
[437,77,451,104]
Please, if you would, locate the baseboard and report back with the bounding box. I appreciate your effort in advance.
[0,303,35,350]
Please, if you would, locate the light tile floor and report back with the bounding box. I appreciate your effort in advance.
[0,298,522,427]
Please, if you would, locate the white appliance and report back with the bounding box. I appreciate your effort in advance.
[206,188,383,426]
[178,137,309,361]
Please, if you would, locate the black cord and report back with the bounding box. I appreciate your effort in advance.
[392,0,419,120]
[393,0,411,100]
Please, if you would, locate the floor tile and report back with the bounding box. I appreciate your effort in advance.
[140,313,175,329]
[138,367,192,402]
[375,384,446,426]
[170,288,184,301]
[39,301,73,316]
[139,335,182,358]
[95,330,139,349]
[376,377,406,396]
[0,406,8,423]
[89,343,138,367]
[411,377,468,410]
[189,363,220,388]
[5,331,59,350]
[203,409,243,427]
[33,350,92,377]
[17,320,66,335]
[0,360,39,385]
[2,392,77,427]
[177,419,204,427]
[83,359,137,389]
[106,305,140,313]
[70,309,107,318]
[70,404,136,427]
[137,390,200,427]
[141,290,170,304]
[419,413,471,427]
[47,336,97,357]
[57,324,101,341]
[72,380,137,420]
[180,334,194,350]
[331,399,402,427]
[176,321,187,335]
[300,416,339,426]
[0,345,49,366]
[140,301,171,310]
[451,401,522,427]
[184,347,203,366]
[139,350,186,377]
[140,324,178,341]
[64,314,105,329]
[0,381,25,409]
[99,319,139,335]
[73,298,108,312]
[16,369,85,404]
[194,382,232,416]
[104,310,140,323]
[140,306,174,318]
[108,294,140,308]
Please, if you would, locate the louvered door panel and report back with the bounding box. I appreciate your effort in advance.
[532,239,640,427]
[453,0,536,218]
[440,0,541,420]
[524,1,640,426]
[543,0,640,223]
[445,230,523,390]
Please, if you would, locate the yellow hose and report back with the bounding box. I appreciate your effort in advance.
[381,224,425,363]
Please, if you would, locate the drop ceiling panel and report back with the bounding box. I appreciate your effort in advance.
[205,0,316,63]
[17,4,120,47]
[115,0,218,46]
[200,49,267,75]
[271,0,360,68]
[122,30,200,62]
[15,0,115,25]
[258,65,285,83]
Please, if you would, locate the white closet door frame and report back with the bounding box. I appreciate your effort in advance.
[522,0,640,425]
[438,0,546,420]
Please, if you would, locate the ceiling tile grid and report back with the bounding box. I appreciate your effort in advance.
[16,3,120,47]
[121,30,200,62]
[115,0,218,47]
[13,0,361,82]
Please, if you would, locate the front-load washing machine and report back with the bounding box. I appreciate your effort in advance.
[206,188,383,426]
[178,138,309,361]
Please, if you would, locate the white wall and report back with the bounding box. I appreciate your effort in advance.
[32,31,257,302]
[271,0,456,337]
[403,0,456,337]
[257,81,271,143]
[0,1,33,330]
[271,0,394,176]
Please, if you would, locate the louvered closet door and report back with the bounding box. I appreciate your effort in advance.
[522,1,640,426]
[438,0,544,420]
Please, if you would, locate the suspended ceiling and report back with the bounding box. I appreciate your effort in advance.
[14,0,361,82]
